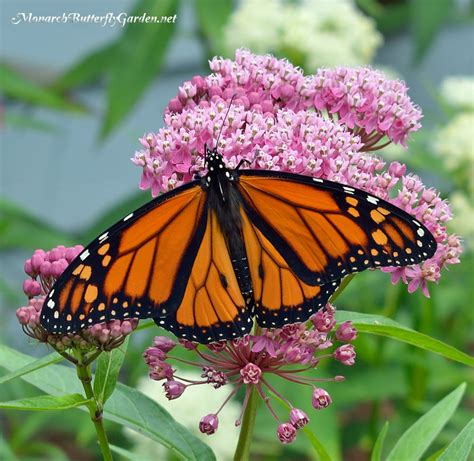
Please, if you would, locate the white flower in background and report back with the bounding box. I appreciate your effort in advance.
[224,0,382,70]
[125,372,241,461]
[440,76,474,111]
[432,112,474,179]
[449,192,474,248]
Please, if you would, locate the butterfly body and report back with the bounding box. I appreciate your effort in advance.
[41,147,437,343]
[202,147,253,300]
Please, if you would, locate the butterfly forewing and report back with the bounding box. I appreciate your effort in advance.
[237,171,436,285]
[41,181,207,333]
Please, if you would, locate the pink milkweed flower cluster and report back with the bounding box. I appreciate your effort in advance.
[143,306,356,444]
[132,49,461,298]
[17,245,138,352]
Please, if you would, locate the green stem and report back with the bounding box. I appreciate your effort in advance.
[233,386,259,461]
[75,352,113,461]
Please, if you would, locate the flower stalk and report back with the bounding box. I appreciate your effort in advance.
[233,386,259,461]
[75,349,113,461]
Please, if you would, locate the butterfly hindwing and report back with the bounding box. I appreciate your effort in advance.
[240,210,340,328]
[40,181,208,333]
[156,211,252,343]
[237,170,436,285]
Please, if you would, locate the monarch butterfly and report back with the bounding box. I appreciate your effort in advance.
[40,146,436,343]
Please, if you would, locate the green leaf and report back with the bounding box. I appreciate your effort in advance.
[0,63,83,112]
[437,419,474,461]
[110,444,154,461]
[0,393,91,411]
[0,344,215,461]
[0,198,75,250]
[195,0,233,54]
[336,311,474,367]
[0,351,63,385]
[53,43,116,91]
[386,383,466,461]
[94,337,129,405]
[101,0,178,139]
[371,422,389,461]
[411,0,452,62]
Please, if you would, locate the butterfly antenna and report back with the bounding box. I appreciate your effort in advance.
[214,94,237,150]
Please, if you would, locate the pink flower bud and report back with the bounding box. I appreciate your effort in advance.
[335,321,358,342]
[261,99,274,113]
[163,380,186,400]
[48,248,61,261]
[248,91,261,105]
[50,261,64,278]
[208,86,222,98]
[277,422,297,444]
[191,75,206,91]
[153,336,176,352]
[334,344,356,365]
[23,279,41,297]
[65,247,78,262]
[168,97,183,113]
[31,253,45,272]
[120,321,134,335]
[280,83,295,101]
[24,259,34,276]
[143,347,166,365]
[199,414,219,435]
[312,388,332,409]
[39,261,52,277]
[16,307,31,325]
[99,329,110,344]
[289,408,309,429]
[110,324,122,338]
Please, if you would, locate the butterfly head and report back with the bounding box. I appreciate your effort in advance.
[204,145,235,187]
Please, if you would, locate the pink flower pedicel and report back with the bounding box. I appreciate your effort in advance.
[143,306,353,444]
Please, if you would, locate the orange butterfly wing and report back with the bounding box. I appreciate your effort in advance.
[237,171,436,286]
[240,210,339,328]
[41,182,208,333]
[156,211,251,343]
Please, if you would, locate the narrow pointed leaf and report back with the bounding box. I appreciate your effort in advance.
[0,344,215,461]
[411,0,452,62]
[336,311,474,367]
[195,0,233,54]
[100,0,178,138]
[386,383,466,461]
[0,198,75,250]
[437,419,474,461]
[0,63,83,112]
[94,337,129,405]
[54,43,116,91]
[371,422,389,461]
[0,393,91,411]
[0,351,63,385]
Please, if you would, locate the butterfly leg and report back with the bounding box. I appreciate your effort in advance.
[235,158,252,171]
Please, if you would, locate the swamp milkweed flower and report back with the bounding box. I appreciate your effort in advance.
[17,245,138,354]
[132,50,461,299]
[144,305,356,444]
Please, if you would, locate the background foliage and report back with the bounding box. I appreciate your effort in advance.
[1,0,473,460]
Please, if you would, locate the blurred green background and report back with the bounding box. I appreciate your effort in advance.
[1,0,473,460]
